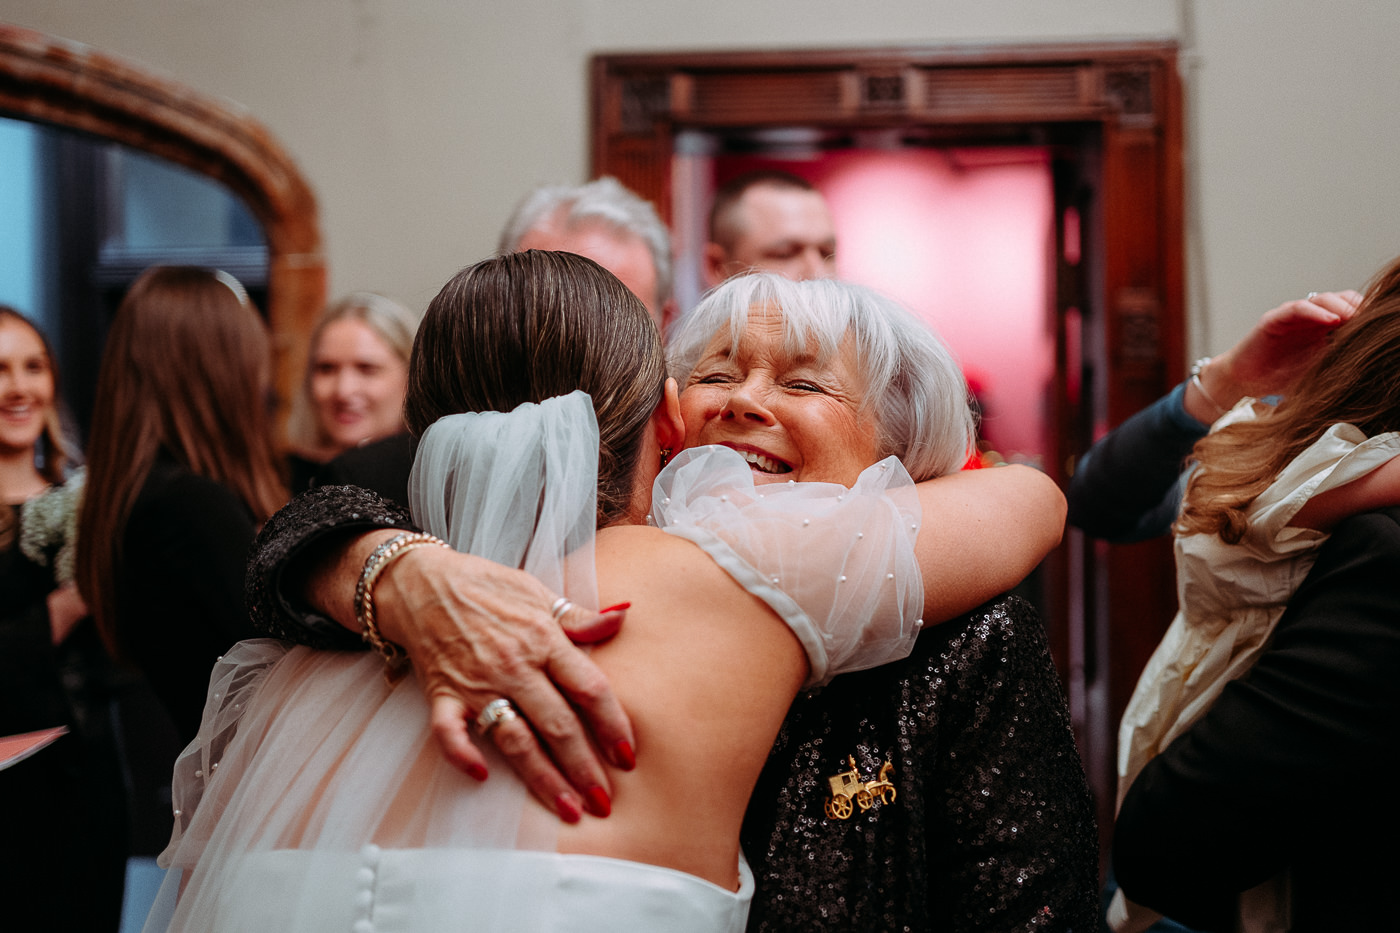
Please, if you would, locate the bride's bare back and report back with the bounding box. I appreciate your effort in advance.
[547,524,805,889]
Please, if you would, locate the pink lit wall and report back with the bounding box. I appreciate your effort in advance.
[714,149,1056,469]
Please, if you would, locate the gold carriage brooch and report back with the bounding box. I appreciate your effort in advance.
[823,755,897,820]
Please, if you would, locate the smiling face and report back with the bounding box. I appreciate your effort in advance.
[309,318,410,454]
[679,306,880,487]
[0,316,56,461]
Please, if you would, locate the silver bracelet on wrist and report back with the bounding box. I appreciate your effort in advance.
[1189,356,1229,418]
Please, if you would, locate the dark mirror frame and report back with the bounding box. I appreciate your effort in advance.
[0,23,326,426]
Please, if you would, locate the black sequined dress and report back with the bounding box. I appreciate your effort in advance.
[246,485,1100,931]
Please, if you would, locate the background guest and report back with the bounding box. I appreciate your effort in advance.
[1063,280,1400,930]
[500,176,675,329]
[77,266,288,743]
[703,170,838,286]
[0,306,126,932]
[284,291,417,491]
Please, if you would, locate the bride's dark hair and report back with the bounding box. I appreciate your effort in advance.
[405,249,665,526]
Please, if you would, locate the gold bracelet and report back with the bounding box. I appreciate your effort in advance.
[354,532,451,673]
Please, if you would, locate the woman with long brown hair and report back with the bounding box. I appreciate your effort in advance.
[1112,253,1400,931]
[77,266,287,742]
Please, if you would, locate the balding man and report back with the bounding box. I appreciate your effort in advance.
[703,170,837,287]
[499,177,673,329]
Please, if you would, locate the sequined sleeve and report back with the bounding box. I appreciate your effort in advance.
[244,484,416,649]
[740,595,1100,932]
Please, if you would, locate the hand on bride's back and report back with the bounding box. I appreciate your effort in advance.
[374,545,636,822]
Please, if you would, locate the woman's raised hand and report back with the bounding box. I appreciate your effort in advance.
[1200,290,1363,412]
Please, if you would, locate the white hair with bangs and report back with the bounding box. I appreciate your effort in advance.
[667,273,975,482]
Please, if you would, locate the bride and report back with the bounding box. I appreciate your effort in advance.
[148,251,1061,931]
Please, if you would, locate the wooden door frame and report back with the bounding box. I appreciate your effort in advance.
[0,23,325,421]
[591,41,1185,835]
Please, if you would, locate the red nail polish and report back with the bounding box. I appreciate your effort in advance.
[556,793,582,824]
[600,602,631,613]
[465,763,489,782]
[583,785,612,818]
[614,740,636,771]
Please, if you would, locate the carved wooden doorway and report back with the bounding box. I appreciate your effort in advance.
[592,42,1185,857]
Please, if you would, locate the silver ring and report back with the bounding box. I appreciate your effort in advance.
[550,597,574,621]
[474,698,519,735]
[1307,291,1319,300]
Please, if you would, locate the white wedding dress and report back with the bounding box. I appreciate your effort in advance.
[144,392,924,933]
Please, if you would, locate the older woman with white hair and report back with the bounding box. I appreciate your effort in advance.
[666,272,975,486]
[232,266,1097,929]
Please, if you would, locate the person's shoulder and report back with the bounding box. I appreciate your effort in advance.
[1331,505,1400,536]
[915,593,1049,659]
[129,463,254,543]
[598,523,750,601]
[1312,506,1400,567]
[600,523,714,567]
[136,462,240,509]
[318,433,415,495]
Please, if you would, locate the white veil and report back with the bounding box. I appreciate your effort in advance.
[146,392,604,931]
[408,391,600,609]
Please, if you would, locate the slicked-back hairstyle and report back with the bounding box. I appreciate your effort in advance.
[496,177,673,309]
[406,250,665,527]
[285,291,420,451]
[1180,253,1400,543]
[0,305,76,484]
[668,273,975,482]
[77,266,288,658]
[707,170,819,252]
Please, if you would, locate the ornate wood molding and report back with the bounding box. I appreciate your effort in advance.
[0,23,325,418]
[592,43,1185,860]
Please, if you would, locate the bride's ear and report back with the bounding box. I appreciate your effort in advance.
[651,378,685,453]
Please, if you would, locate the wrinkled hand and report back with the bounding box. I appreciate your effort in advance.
[373,545,635,823]
[1211,290,1362,401]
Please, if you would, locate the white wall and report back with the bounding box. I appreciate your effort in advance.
[3,0,1397,353]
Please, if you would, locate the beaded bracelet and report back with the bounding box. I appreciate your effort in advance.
[354,531,451,673]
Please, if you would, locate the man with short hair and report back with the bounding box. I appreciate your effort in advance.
[703,170,837,287]
[499,177,673,329]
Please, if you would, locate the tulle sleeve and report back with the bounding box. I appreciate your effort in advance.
[651,447,923,687]
[159,639,290,872]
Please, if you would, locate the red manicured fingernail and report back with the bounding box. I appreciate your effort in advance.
[556,793,582,824]
[583,785,612,818]
[600,602,631,613]
[613,740,636,771]
[465,763,488,782]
